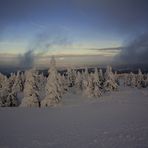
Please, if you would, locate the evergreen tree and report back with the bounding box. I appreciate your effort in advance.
[93,83,102,98]
[82,74,94,97]
[93,67,102,88]
[136,69,144,88]
[0,76,12,106]
[12,71,24,93]
[67,67,76,87]
[8,73,16,90]
[75,71,83,91]
[0,73,5,89]
[37,72,46,100]
[20,69,40,107]
[99,68,104,82]
[114,71,120,85]
[144,74,148,87]
[5,92,18,107]
[41,56,62,107]
[58,73,68,94]
[130,72,137,87]
[82,72,102,98]
[104,66,118,91]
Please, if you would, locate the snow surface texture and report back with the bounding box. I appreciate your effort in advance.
[0,86,148,148]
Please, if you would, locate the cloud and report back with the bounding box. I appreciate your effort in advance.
[18,50,34,69]
[17,26,72,69]
[115,33,148,67]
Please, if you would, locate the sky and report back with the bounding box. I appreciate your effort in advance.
[0,0,148,69]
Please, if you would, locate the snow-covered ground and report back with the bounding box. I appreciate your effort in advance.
[0,86,148,148]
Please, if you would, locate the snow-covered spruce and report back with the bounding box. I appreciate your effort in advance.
[20,69,40,107]
[8,72,16,91]
[82,68,102,98]
[129,72,137,87]
[92,67,102,89]
[103,66,118,91]
[124,70,146,88]
[0,73,6,89]
[0,76,18,107]
[114,71,120,85]
[136,69,144,88]
[98,68,104,82]
[12,71,24,93]
[41,56,62,107]
[75,71,83,91]
[5,92,18,107]
[92,68,102,97]
[93,83,102,97]
[58,73,68,94]
[82,74,94,97]
[37,72,47,100]
[66,67,76,87]
[0,76,9,106]
[61,74,69,92]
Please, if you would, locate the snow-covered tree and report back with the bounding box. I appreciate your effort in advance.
[59,74,68,94]
[82,74,94,97]
[124,73,132,86]
[57,73,67,95]
[20,69,40,107]
[84,67,89,79]
[114,71,120,85]
[20,72,25,86]
[136,69,144,88]
[130,72,137,87]
[0,73,6,89]
[12,71,24,93]
[92,67,102,88]
[75,71,83,91]
[93,84,102,98]
[8,73,16,90]
[82,72,102,98]
[36,73,47,102]
[123,74,128,86]
[0,76,12,107]
[103,66,118,91]
[5,92,18,107]
[41,56,62,107]
[124,72,137,87]
[98,68,104,82]
[67,67,76,87]
[0,73,19,107]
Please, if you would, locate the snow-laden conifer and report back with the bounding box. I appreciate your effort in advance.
[12,71,24,93]
[41,56,62,107]
[136,69,144,88]
[130,72,136,87]
[82,74,94,97]
[75,71,83,91]
[67,67,76,87]
[103,66,118,91]
[0,76,11,106]
[99,69,104,82]
[20,68,40,107]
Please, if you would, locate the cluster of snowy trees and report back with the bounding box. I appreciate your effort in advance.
[0,57,148,107]
[74,66,118,98]
[124,69,148,88]
[0,57,118,107]
[0,71,24,107]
